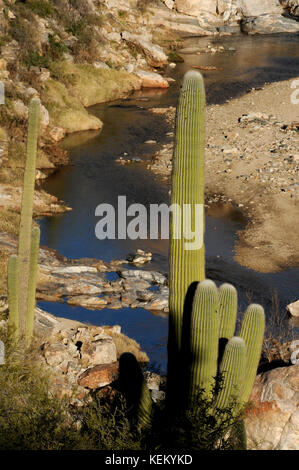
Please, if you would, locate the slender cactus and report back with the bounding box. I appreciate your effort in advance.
[219,283,237,340]
[168,71,206,395]
[7,254,19,337]
[17,98,40,337]
[215,337,246,411]
[26,225,40,347]
[136,378,153,431]
[188,279,219,400]
[239,304,265,403]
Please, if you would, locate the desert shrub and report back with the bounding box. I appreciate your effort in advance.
[9,5,39,51]
[168,51,184,63]
[47,35,69,60]
[26,0,54,17]
[23,49,50,69]
[130,379,245,451]
[0,249,9,296]
[136,0,157,13]
[0,209,20,237]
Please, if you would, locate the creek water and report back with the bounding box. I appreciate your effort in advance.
[39,34,299,372]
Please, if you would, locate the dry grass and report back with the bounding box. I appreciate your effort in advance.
[41,79,102,133]
[0,209,20,237]
[0,167,24,186]
[109,331,149,364]
[0,249,9,296]
[262,291,295,363]
[49,62,141,107]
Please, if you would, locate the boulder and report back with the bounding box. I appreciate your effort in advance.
[239,0,284,17]
[80,335,117,367]
[78,362,119,389]
[134,70,169,88]
[242,14,299,34]
[122,32,168,68]
[281,0,299,17]
[164,0,175,9]
[175,0,216,16]
[48,126,66,142]
[12,100,28,120]
[245,365,299,450]
[40,104,50,128]
[286,299,299,318]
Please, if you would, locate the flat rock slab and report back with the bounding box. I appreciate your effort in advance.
[242,14,299,34]
[135,70,169,89]
[78,362,119,389]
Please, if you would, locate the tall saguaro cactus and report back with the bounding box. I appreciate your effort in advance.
[168,71,206,393]
[118,71,266,448]
[17,98,40,338]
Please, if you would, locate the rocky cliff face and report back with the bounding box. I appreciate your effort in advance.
[165,0,299,34]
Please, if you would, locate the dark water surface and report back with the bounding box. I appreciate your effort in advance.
[39,35,299,372]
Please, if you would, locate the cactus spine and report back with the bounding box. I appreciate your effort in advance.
[17,97,40,337]
[7,254,19,336]
[168,71,206,393]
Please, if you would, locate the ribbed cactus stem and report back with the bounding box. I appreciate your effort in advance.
[219,283,237,339]
[26,225,40,347]
[136,378,153,431]
[8,254,19,337]
[239,304,265,404]
[188,279,219,400]
[17,98,40,337]
[168,71,206,393]
[216,336,246,411]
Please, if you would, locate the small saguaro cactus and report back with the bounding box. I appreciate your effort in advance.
[8,98,41,346]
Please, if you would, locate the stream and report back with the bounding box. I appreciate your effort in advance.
[39,34,299,373]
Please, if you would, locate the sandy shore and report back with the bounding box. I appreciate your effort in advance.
[149,78,299,273]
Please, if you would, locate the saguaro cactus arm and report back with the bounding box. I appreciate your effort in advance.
[215,336,246,411]
[218,283,237,340]
[239,304,265,403]
[188,279,219,400]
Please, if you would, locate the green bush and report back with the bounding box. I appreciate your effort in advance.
[26,0,55,18]
[23,50,49,69]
